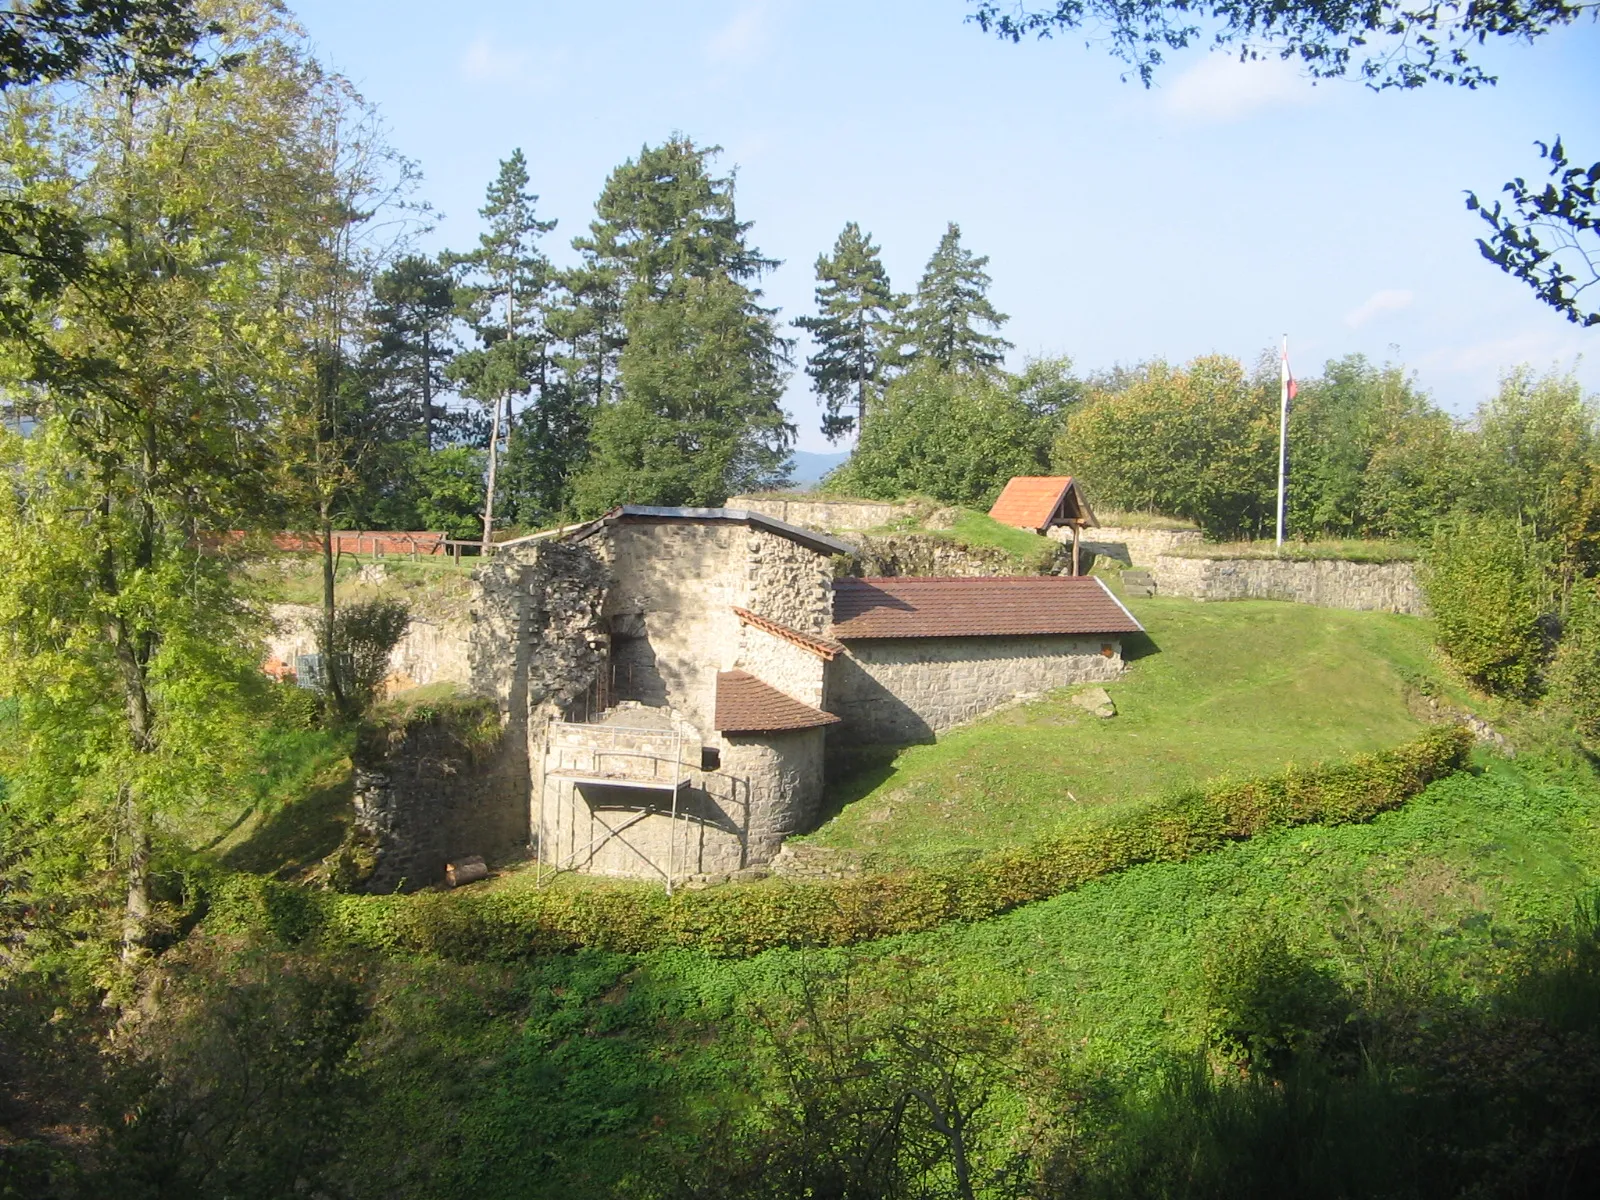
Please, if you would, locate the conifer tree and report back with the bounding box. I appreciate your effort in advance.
[445,149,555,545]
[904,222,1012,373]
[365,254,458,449]
[569,137,793,512]
[795,222,902,442]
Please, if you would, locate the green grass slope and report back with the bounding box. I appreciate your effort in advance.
[327,760,1600,1197]
[804,596,1448,867]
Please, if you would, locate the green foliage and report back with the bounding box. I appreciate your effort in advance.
[1546,577,1600,738]
[1469,365,1600,581]
[1421,515,1551,696]
[901,222,1012,374]
[795,221,903,442]
[1202,918,1344,1071]
[364,254,459,449]
[826,366,1046,507]
[1058,355,1278,539]
[569,137,793,512]
[207,728,1469,961]
[314,598,411,717]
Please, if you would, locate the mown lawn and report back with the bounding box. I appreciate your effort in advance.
[801,594,1457,867]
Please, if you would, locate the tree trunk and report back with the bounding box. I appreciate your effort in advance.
[421,325,433,451]
[120,792,151,966]
[481,391,503,552]
[320,512,346,715]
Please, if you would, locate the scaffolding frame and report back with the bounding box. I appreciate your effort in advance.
[537,718,692,894]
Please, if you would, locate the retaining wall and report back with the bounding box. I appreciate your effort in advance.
[728,495,913,532]
[1149,555,1426,615]
[1074,525,1204,566]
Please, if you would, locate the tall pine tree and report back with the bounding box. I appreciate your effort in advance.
[569,136,793,513]
[365,253,457,448]
[904,222,1012,373]
[795,222,902,442]
[445,149,555,545]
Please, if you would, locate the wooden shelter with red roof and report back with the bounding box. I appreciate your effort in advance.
[988,476,1098,573]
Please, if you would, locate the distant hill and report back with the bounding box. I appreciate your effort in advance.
[786,449,849,487]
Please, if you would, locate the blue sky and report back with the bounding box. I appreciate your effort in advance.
[290,0,1599,452]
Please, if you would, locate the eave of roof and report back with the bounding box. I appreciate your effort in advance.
[713,670,842,733]
[563,506,854,558]
[732,607,845,659]
[830,575,1143,640]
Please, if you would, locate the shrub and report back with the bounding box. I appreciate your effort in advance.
[313,598,411,715]
[1202,919,1345,1073]
[207,728,1471,962]
[1420,516,1550,697]
[1546,579,1600,739]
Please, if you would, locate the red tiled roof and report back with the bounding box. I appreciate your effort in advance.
[988,476,1094,532]
[732,607,845,660]
[830,576,1143,639]
[714,671,842,733]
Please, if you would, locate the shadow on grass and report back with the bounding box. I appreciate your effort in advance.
[221,773,354,881]
[1122,630,1162,662]
[814,745,907,828]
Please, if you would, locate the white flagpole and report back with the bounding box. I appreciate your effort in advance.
[1275,334,1289,549]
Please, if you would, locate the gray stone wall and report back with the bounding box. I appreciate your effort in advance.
[1073,525,1204,566]
[829,635,1124,745]
[266,604,472,692]
[848,534,1066,577]
[537,712,824,878]
[729,495,912,532]
[737,620,829,711]
[352,709,528,892]
[601,522,751,734]
[749,527,836,634]
[1148,555,1426,615]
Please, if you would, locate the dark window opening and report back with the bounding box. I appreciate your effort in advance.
[700,746,721,772]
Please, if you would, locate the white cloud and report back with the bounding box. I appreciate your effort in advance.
[1344,288,1415,329]
[460,35,530,84]
[1163,54,1315,122]
[706,3,771,64]
[1418,331,1581,375]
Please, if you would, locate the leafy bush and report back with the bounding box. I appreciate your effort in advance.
[313,598,411,715]
[1203,919,1345,1072]
[1546,578,1600,739]
[1420,516,1550,696]
[208,728,1470,961]
[824,366,1048,507]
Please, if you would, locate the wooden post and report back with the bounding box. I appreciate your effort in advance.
[1072,522,1082,576]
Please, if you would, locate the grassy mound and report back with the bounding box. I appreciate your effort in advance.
[806,594,1455,866]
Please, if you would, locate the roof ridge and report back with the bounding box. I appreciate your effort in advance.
[732,606,845,659]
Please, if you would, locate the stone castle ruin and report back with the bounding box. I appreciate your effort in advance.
[356,505,1143,890]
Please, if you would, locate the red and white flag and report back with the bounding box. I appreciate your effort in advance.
[1282,345,1298,401]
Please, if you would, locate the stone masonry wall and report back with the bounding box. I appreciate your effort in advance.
[352,707,527,892]
[539,716,825,878]
[266,604,471,692]
[1072,525,1204,566]
[748,527,836,635]
[848,534,1066,578]
[829,635,1124,745]
[729,495,913,532]
[1149,555,1426,615]
[737,620,828,711]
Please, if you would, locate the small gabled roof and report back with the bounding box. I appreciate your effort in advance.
[831,575,1142,640]
[714,670,842,734]
[732,607,845,660]
[565,506,854,558]
[988,476,1098,533]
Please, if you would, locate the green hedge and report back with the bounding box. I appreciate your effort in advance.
[207,727,1472,961]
